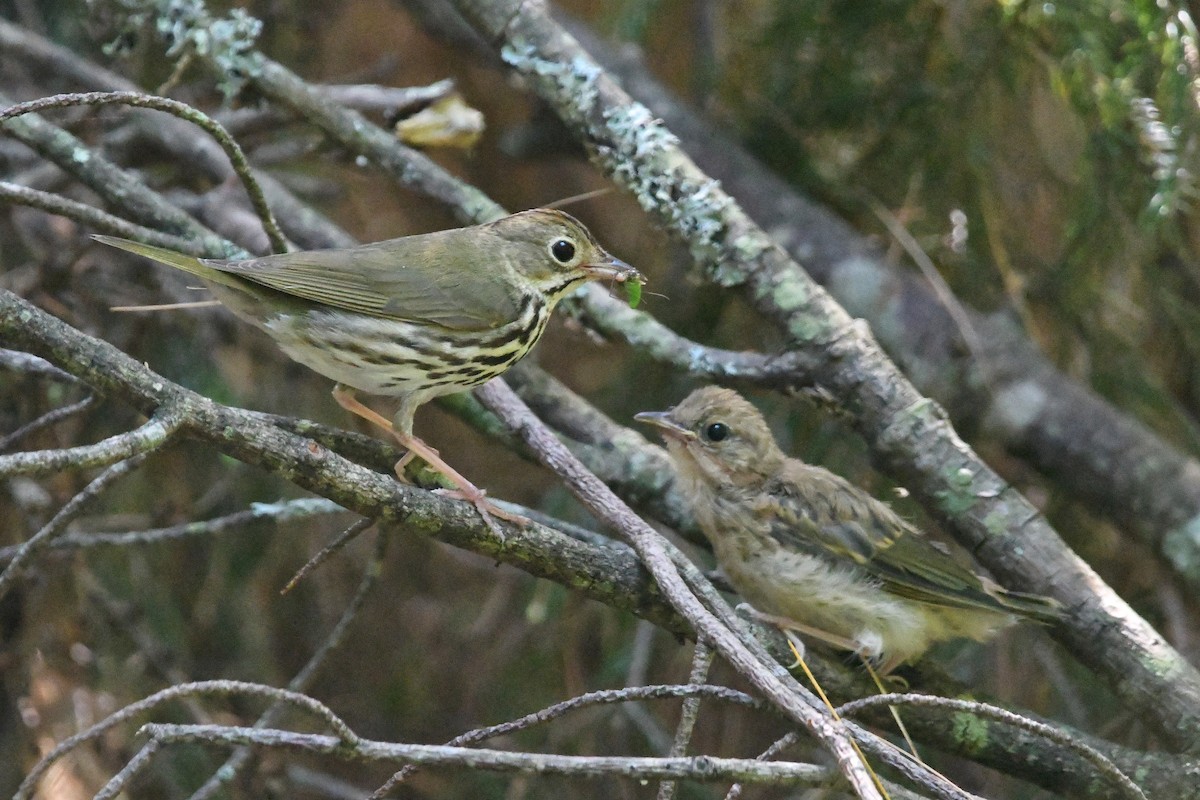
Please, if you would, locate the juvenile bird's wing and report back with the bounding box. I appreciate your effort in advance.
[201,232,522,330]
[766,465,1052,617]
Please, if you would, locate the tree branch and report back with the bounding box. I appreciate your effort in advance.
[0,289,685,638]
[447,0,1200,751]
[556,12,1200,593]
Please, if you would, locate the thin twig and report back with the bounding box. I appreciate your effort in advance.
[145,723,834,786]
[474,378,882,799]
[281,517,375,594]
[838,694,1147,800]
[0,409,183,480]
[724,732,801,800]
[93,739,164,800]
[15,681,360,800]
[621,621,673,752]
[657,640,715,800]
[0,347,80,383]
[0,435,177,601]
[187,528,390,800]
[0,497,351,564]
[0,92,288,252]
[370,683,763,797]
[0,393,94,452]
[862,195,985,365]
[0,181,203,252]
[0,88,225,246]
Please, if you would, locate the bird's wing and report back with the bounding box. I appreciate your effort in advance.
[204,236,521,330]
[766,467,1014,613]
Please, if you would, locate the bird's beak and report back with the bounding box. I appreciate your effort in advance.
[634,410,694,441]
[583,256,643,284]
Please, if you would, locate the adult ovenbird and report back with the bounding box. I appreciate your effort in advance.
[637,387,1061,673]
[95,209,641,532]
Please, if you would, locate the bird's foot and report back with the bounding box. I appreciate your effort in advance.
[783,631,807,670]
[330,386,524,537]
[433,486,529,537]
[390,428,526,539]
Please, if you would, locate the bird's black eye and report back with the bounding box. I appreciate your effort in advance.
[704,422,729,442]
[550,239,576,263]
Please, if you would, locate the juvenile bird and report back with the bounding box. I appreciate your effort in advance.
[95,209,641,532]
[636,387,1061,673]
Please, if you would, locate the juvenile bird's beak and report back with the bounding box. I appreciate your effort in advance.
[634,410,695,441]
[584,256,642,284]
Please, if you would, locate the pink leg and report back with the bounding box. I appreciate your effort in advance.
[331,386,525,536]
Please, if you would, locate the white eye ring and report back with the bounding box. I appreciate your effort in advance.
[549,238,578,264]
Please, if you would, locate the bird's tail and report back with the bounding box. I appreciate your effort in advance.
[997,588,1065,624]
[92,235,245,292]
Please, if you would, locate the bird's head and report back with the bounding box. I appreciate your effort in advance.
[490,209,642,305]
[635,387,785,490]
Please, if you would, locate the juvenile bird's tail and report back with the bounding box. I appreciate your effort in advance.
[995,588,1065,624]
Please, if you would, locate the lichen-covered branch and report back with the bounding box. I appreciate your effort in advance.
[0,289,684,636]
[0,8,1187,796]
[0,88,232,252]
[560,14,1200,594]
[0,17,352,252]
[474,379,885,799]
[448,0,1200,751]
[0,92,286,252]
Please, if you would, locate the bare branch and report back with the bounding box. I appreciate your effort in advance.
[0,91,287,252]
[476,378,886,799]
[838,694,1144,800]
[142,723,834,786]
[372,683,762,797]
[16,680,360,800]
[0,392,94,452]
[0,407,184,479]
[188,528,390,799]
[0,87,228,248]
[447,0,1200,750]
[0,421,182,601]
[657,641,715,800]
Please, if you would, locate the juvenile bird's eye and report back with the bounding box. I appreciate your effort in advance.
[550,239,576,263]
[704,422,729,442]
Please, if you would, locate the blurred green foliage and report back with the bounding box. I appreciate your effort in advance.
[717,0,1200,446]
